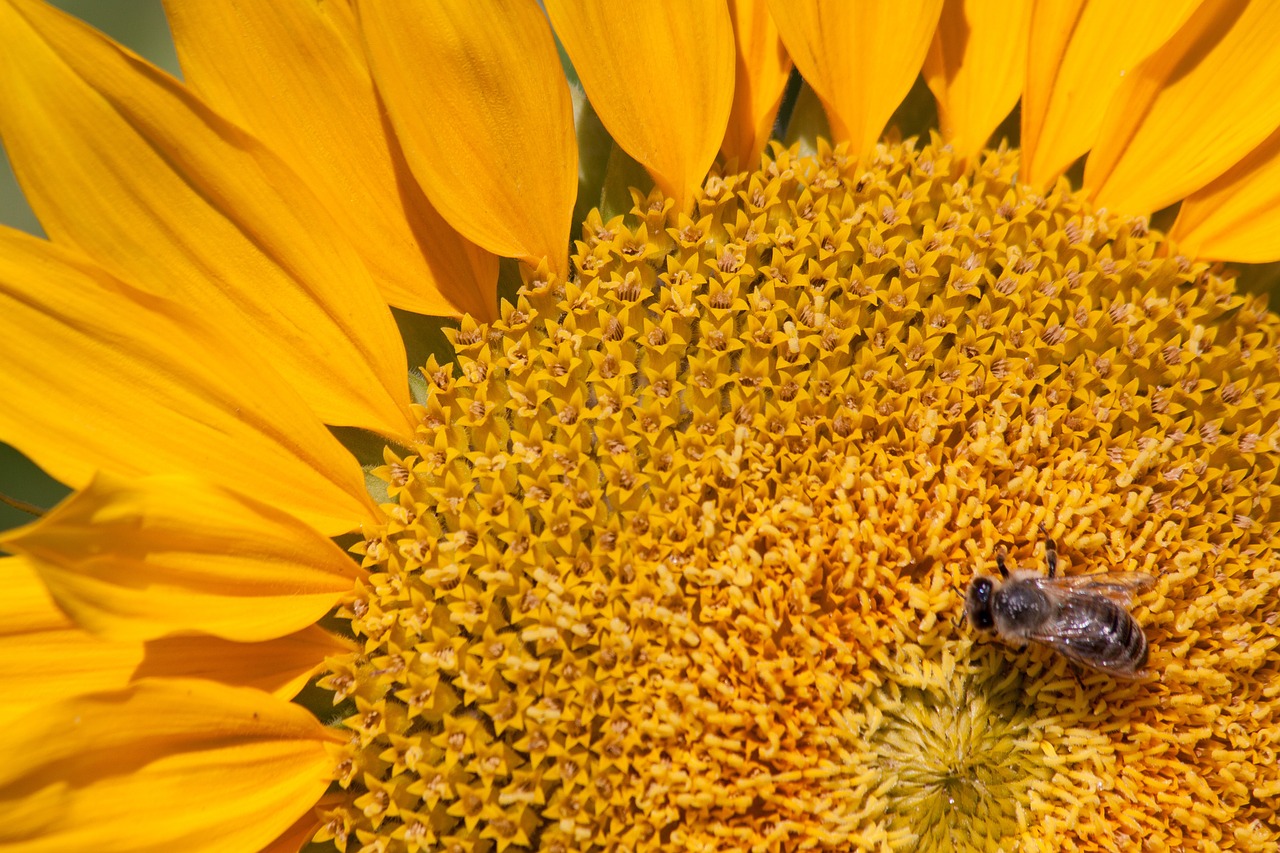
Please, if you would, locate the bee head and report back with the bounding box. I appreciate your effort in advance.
[965,576,997,630]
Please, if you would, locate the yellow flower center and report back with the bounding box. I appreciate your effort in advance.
[315,139,1280,851]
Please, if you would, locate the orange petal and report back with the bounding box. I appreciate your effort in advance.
[0,230,376,536]
[0,556,143,723]
[1168,123,1280,262]
[360,0,577,280]
[164,0,498,320]
[722,0,793,170]
[2,472,362,643]
[923,0,1030,161]
[0,679,338,853]
[768,0,944,157]
[139,626,356,700]
[0,0,414,436]
[547,0,735,212]
[1084,0,1280,214]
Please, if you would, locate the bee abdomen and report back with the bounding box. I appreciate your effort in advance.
[1097,600,1148,670]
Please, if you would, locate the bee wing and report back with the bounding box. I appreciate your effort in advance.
[1032,633,1148,679]
[1030,571,1155,607]
[1027,588,1150,679]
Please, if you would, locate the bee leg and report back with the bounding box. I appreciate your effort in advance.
[996,544,1009,579]
[1071,664,1088,694]
[1040,523,1058,578]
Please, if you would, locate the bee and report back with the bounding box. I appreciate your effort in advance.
[964,528,1155,678]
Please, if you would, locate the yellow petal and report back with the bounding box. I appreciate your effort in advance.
[163,0,498,320]
[722,0,794,170]
[547,0,736,212]
[360,0,577,280]
[1168,123,1280,261]
[0,556,341,712]
[768,0,944,157]
[0,230,376,536]
[261,793,346,853]
[1084,0,1280,214]
[1021,0,1197,186]
[923,0,1030,161]
[0,556,143,723]
[138,627,356,700]
[2,473,362,643]
[0,679,337,853]
[1019,0,1083,183]
[0,0,414,436]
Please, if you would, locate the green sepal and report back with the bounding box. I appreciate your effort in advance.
[784,81,830,159]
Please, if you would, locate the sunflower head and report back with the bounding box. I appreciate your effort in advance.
[4,2,1280,852]
[309,138,1280,850]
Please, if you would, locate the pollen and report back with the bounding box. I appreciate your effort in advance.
[319,138,1280,851]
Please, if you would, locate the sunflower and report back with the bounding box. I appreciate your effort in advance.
[2,0,1279,850]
